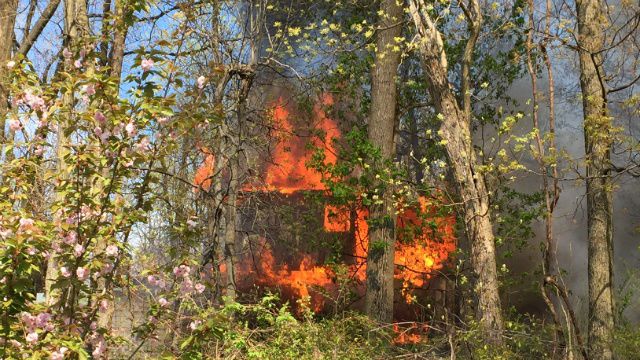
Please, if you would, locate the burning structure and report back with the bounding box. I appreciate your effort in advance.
[195,93,456,342]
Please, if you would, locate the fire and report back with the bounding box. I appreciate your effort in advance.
[242,95,340,194]
[224,238,335,313]
[392,322,429,344]
[195,93,456,318]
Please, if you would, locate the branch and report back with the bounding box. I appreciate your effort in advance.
[16,0,62,57]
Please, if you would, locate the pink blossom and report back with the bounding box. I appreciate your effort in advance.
[100,262,114,275]
[62,48,72,59]
[0,228,12,239]
[105,244,118,257]
[141,58,154,72]
[195,283,205,294]
[173,264,191,278]
[158,298,169,307]
[60,267,72,278]
[23,90,47,111]
[189,320,201,331]
[94,127,111,144]
[26,247,37,256]
[186,219,198,229]
[180,278,194,293]
[74,59,82,68]
[125,121,137,137]
[9,119,21,132]
[50,347,68,360]
[63,231,77,245]
[148,315,157,324]
[197,76,206,89]
[91,337,106,359]
[18,218,35,232]
[25,331,38,344]
[157,117,169,125]
[147,274,158,286]
[94,111,106,124]
[73,244,85,257]
[20,312,36,330]
[34,145,45,156]
[99,299,110,312]
[136,137,151,152]
[35,313,51,328]
[6,60,16,68]
[76,267,90,281]
[83,84,96,96]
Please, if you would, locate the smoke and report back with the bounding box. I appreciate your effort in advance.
[495,58,640,323]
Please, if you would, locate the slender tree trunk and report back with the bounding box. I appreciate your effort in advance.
[409,0,504,345]
[45,0,92,306]
[364,0,402,323]
[0,0,18,143]
[575,0,615,358]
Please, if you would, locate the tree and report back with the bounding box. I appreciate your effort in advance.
[364,0,403,323]
[575,0,615,358]
[0,0,19,142]
[408,0,504,344]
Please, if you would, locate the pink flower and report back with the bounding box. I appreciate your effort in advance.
[141,58,154,72]
[34,145,45,156]
[36,313,51,328]
[180,278,194,293]
[20,312,36,330]
[94,111,106,124]
[189,320,201,331]
[6,60,16,68]
[18,218,35,232]
[158,298,169,307]
[99,299,110,312]
[0,228,13,239]
[197,76,206,89]
[136,137,151,152]
[9,119,21,132]
[63,231,77,245]
[157,117,169,125]
[76,267,90,281]
[26,247,37,256]
[186,219,198,229]
[91,338,106,359]
[147,274,158,286]
[173,265,190,278]
[62,48,72,59]
[94,127,111,144]
[195,283,205,294]
[60,267,72,278]
[105,245,118,257]
[50,347,68,360]
[74,59,82,68]
[83,84,96,96]
[25,331,38,344]
[73,244,85,257]
[125,121,137,137]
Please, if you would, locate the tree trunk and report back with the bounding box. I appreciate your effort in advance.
[45,0,91,306]
[409,0,504,345]
[575,0,615,358]
[0,0,18,142]
[364,0,402,323]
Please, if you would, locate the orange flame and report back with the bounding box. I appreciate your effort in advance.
[198,94,456,317]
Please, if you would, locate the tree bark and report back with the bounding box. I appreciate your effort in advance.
[364,0,403,324]
[575,0,615,358]
[409,0,504,345]
[0,0,18,142]
[45,0,92,306]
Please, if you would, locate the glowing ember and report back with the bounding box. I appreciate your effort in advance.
[392,322,429,344]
